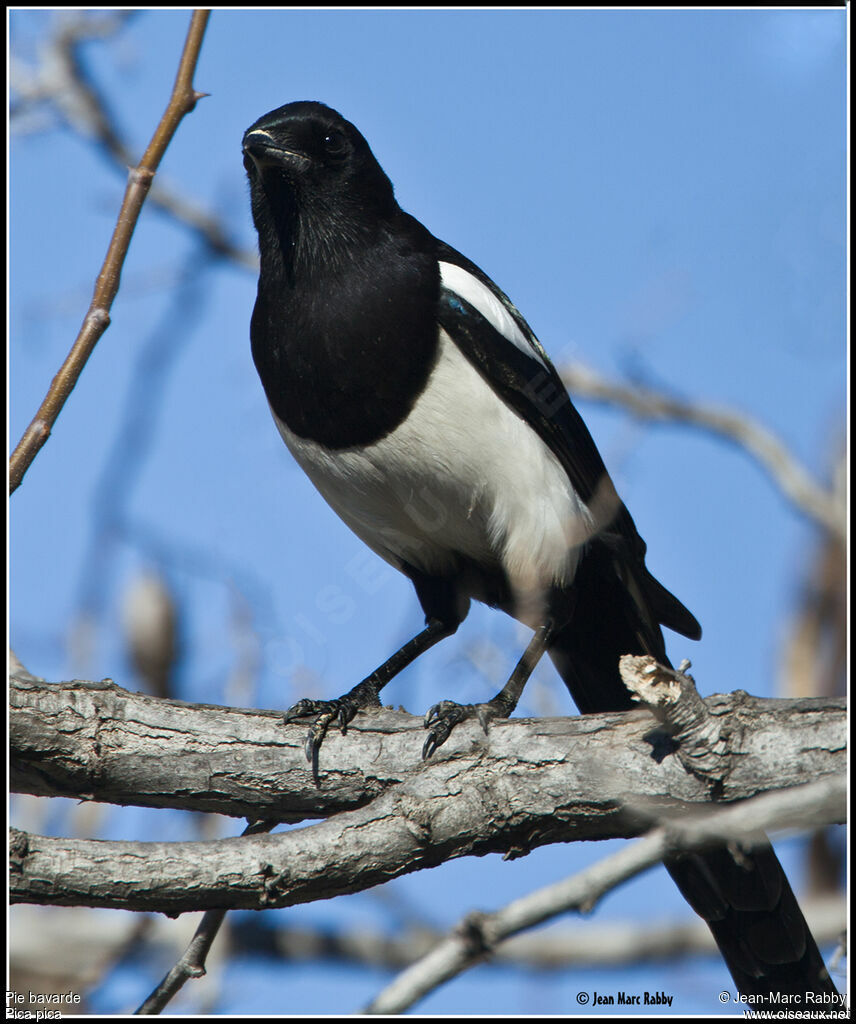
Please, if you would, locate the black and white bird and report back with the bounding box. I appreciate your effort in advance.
[243,100,835,1004]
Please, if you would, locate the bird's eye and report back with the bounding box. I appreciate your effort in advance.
[323,130,348,160]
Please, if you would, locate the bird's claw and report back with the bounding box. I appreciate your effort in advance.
[283,697,331,725]
[283,681,380,780]
[422,699,495,760]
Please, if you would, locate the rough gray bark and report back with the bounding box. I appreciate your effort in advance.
[9,673,845,915]
[10,674,845,822]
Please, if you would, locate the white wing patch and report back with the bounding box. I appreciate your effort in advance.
[439,261,548,368]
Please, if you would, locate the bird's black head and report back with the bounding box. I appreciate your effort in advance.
[243,101,398,276]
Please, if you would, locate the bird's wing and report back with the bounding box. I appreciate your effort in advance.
[435,240,615,517]
[434,240,701,642]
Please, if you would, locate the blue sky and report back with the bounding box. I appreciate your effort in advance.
[9,8,846,1016]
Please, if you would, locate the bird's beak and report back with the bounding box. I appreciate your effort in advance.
[242,129,311,172]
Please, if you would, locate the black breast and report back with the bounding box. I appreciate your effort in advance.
[251,230,440,450]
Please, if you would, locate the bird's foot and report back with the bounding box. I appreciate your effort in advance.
[283,678,382,779]
[422,698,502,759]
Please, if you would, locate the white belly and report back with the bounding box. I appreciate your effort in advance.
[273,332,593,606]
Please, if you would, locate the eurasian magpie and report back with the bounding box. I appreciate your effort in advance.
[242,100,836,1004]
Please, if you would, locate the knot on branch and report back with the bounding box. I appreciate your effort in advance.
[84,307,110,332]
[456,911,492,958]
[620,655,731,787]
[9,827,29,872]
[128,165,155,188]
[259,861,289,907]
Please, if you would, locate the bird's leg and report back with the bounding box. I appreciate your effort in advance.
[284,616,456,778]
[422,620,554,759]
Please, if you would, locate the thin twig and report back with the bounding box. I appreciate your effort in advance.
[363,776,846,1014]
[135,818,275,1015]
[561,364,844,540]
[8,9,211,495]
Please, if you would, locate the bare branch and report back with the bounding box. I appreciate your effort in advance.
[10,12,137,153]
[9,772,845,917]
[9,666,845,916]
[561,364,844,540]
[8,10,211,495]
[9,672,845,1011]
[363,777,846,1014]
[135,908,228,1016]
[10,675,846,824]
[135,818,275,1016]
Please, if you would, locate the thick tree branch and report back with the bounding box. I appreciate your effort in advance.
[363,777,846,1014]
[9,9,211,495]
[10,674,845,824]
[8,770,846,917]
[9,669,845,915]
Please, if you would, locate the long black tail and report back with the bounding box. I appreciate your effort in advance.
[547,541,837,1005]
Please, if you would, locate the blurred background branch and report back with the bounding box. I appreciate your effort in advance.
[561,364,845,540]
[10,10,255,269]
